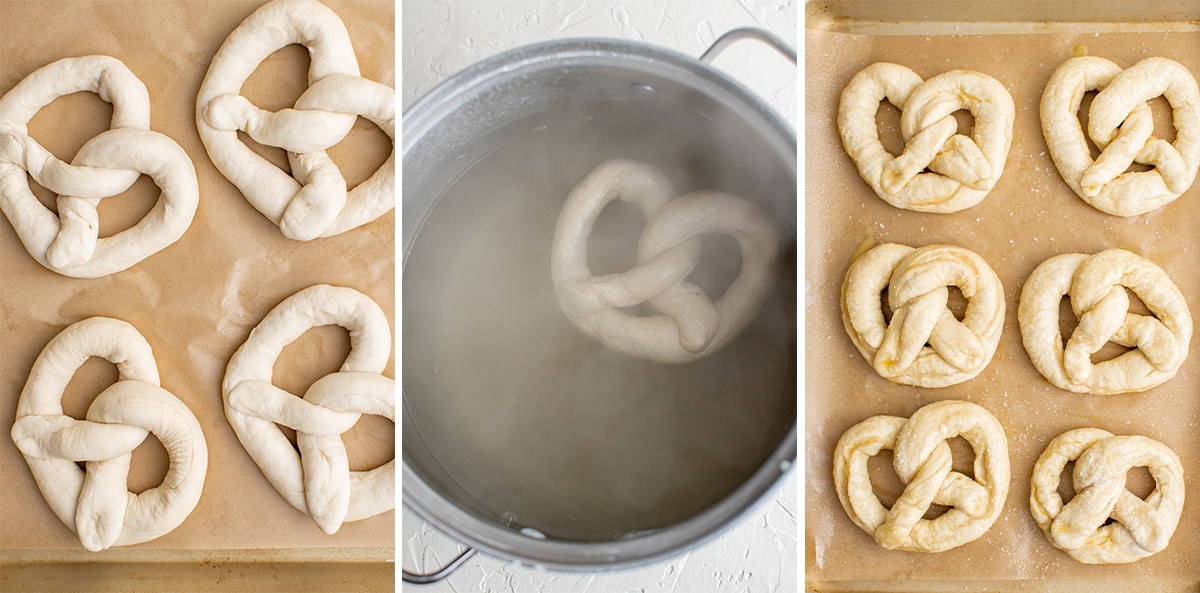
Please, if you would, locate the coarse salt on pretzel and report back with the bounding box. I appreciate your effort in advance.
[838,63,1015,213]
[551,159,781,364]
[197,0,394,241]
[0,56,198,278]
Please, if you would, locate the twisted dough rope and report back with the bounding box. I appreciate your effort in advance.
[9,318,207,552]
[1031,428,1184,564]
[551,159,781,364]
[1042,56,1200,216]
[197,0,394,241]
[0,56,198,278]
[838,63,1015,213]
[222,284,394,534]
[841,243,1005,387]
[1019,249,1192,394]
[833,400,1010,552]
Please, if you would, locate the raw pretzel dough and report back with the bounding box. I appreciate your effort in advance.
[196,0,394,241]
[0,56,198,278]
[838,63,1015,213]
[1041,56,1200,216]
[222,284,394,534]
[1018,249,1192,394]
[833,400,1010,552]
[841,242,1004,387]
[9,318,207,551]
[1030,428,1184,564]
[550,159,781,364]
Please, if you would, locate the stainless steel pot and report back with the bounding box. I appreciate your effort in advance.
[402,29,796,583]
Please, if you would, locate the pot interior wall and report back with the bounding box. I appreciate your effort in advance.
[403,54,796,544]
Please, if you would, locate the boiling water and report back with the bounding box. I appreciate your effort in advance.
[403,111,795,541]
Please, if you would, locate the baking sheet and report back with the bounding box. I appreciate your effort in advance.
[804,28,1199,589]
[0,0,394,554]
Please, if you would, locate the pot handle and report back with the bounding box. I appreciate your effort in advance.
[699,27,797,65]
[402,547,477,585]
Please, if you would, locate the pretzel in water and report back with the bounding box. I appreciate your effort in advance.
[841,242,1004,388]
[223,284,394,534]
[838,63,1015,213]
[551,159,781,364]
[1019,249,1192,394]
[0,56,198,278]
[1042,56,1200,216]
[10,318,207,551]
[833,400,1010,552]
[1031,428,1184,564]
[197,0,394,240]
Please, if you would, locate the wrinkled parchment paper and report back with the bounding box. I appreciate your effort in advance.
[805,29,1199,589]
[1,0,394,553]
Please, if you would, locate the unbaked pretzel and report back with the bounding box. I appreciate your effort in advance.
[551,159,781,364]
[838,63,1015,213]
[222,284,394,534]
[833,400,1010,552]
[1018,249,1192,394]
[9,318,207,551]
[0,56,198,278]
[841,243,1004,387]
[197,0,394,240]
[1030,428,1184,564]
[1042,56,1200,216]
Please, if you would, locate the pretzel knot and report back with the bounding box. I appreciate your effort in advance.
[222,284,394,534]
[0,56,198,278]
[1042,56,1200,216]
[833,400,1009,552]
[841,243,1004,387]
[550,159,781,364]
[197,0,395,241]
[1030,429,1184,564]
[1019,249,1192,394]
[9,318,207,552]
[838,63,1015,213]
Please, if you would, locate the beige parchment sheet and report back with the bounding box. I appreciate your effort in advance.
[0,0,394,552]
[805,30,1199,586]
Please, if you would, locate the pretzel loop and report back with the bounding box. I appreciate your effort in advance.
[0,56,198,278]
[222,284,395,534]
[551,159,781,364]
[9,318,207,552]
[197,0,395,241]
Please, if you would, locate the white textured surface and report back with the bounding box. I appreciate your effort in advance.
[401,0,797,591]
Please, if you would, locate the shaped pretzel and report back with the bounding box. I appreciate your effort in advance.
[841,243,1004,387]
[1042,56,1200,216]
[1019,249,1192,394]
[0,56,198,278]
[551,159,781,364]
[10,318,207,551]
[838,63,1015,213]
[197,0,395,240]
[833,400,1010,552]
[1031,428,1184,564]
[222,284,394,534]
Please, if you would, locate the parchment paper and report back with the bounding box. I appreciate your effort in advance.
[805,29,1199,588]
[0,0,394,553]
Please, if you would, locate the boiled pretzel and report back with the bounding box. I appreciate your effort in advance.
[833,400,1010,552]
[1019,249,1191,394]
[841,243,1004,387]
[838,63,1015,213]
[1042,56,1200,216]
[197,0,394,240]
[10,318,207,551]
[551,159,781,364]
[1030,428,1184,564]
[0,56,198,278]
[222,284,394,534]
